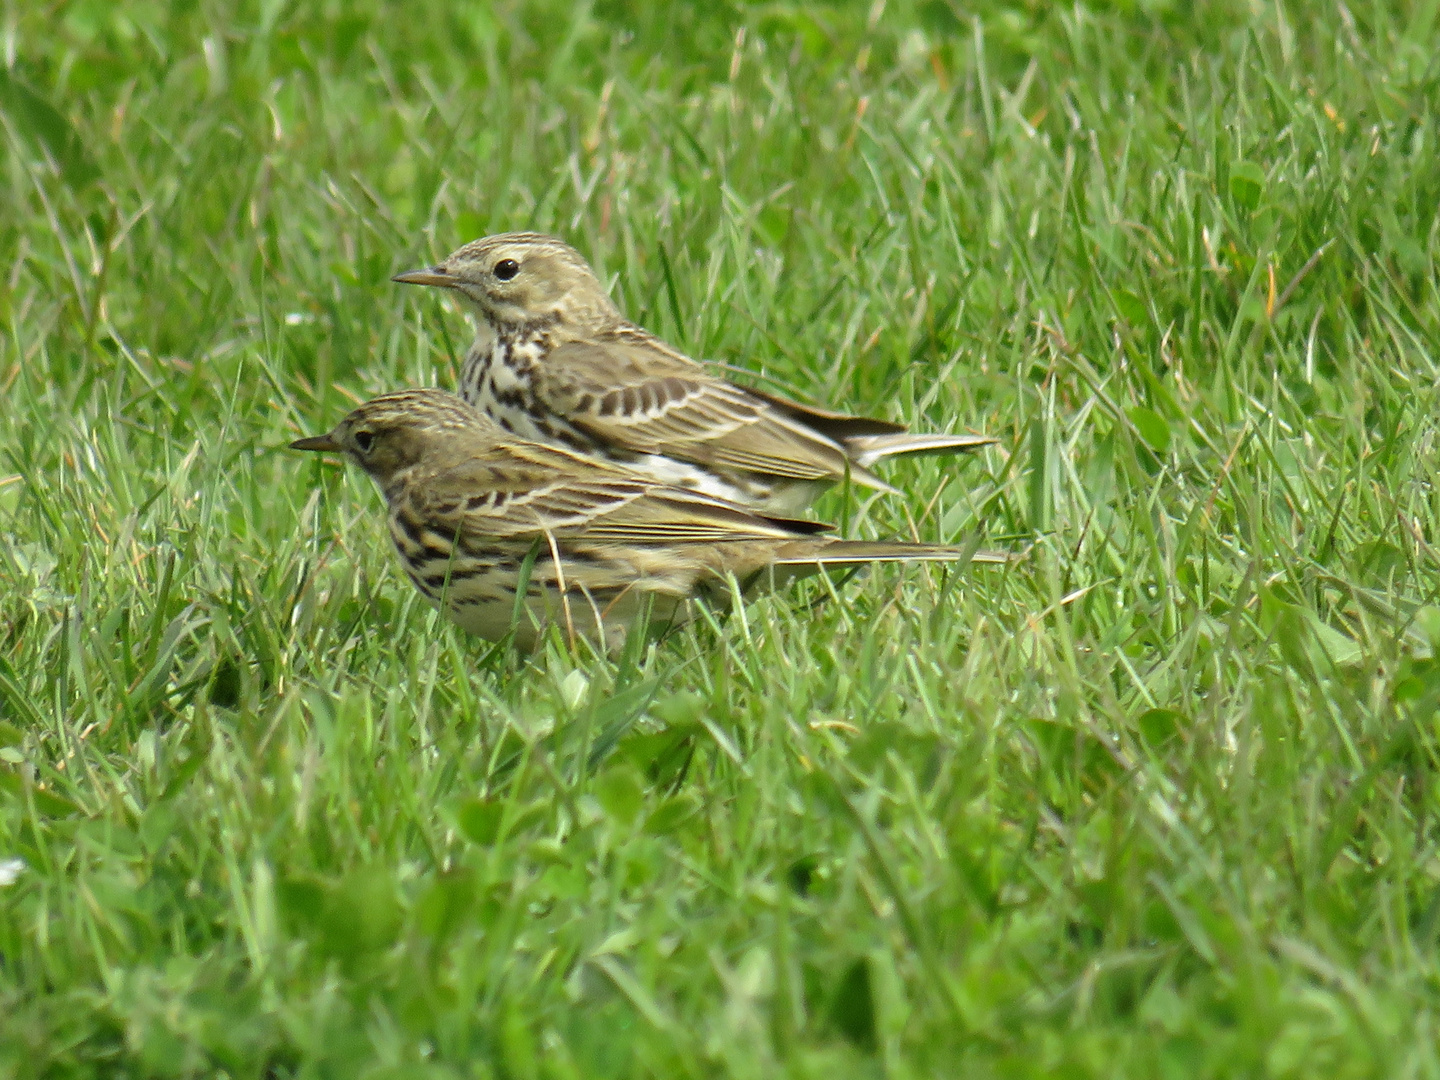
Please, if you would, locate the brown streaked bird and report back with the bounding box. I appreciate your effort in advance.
[393,232,996,515]
[291,389,1009,650]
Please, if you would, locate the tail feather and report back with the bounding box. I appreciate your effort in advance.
[845,432,998,468]
[772,540,1014,566]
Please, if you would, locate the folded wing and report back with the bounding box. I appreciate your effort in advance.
[534,331,893,489]
[404,440,835,547]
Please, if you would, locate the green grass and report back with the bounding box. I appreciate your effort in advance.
[3,0,1440,1074]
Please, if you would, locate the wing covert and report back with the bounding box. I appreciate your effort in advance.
[535,334,872,484]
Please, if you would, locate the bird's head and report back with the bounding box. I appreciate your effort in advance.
[393,232,619,333]
[291,389,491,488]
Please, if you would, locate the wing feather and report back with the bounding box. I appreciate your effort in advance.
[403,442,834,547]
[534,333,889,486]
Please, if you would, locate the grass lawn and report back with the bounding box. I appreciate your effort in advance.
[4,1,1440,1074]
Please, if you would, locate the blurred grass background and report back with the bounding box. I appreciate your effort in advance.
[3,0,1440,1075]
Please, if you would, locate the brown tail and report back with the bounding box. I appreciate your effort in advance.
[844,432,998,468]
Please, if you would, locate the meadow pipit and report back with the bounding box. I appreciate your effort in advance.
[393,233,996,515]
[292,389,1007,650]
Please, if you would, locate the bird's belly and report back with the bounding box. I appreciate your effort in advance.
[445,590,687,652]
[399,547,692,652]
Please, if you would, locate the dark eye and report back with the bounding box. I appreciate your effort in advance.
[493,258,520,281]
[353,430,375,454]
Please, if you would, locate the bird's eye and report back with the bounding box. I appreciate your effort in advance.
[493,258,520,281]
[353,430,375,454]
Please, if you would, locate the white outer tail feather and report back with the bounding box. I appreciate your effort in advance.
[773,542,1014,567]
[846,432,998,468]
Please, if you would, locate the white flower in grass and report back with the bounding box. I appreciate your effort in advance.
[0,858,25,886]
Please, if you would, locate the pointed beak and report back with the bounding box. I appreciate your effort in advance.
[290,433,341,453]
[392,266,460,288]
